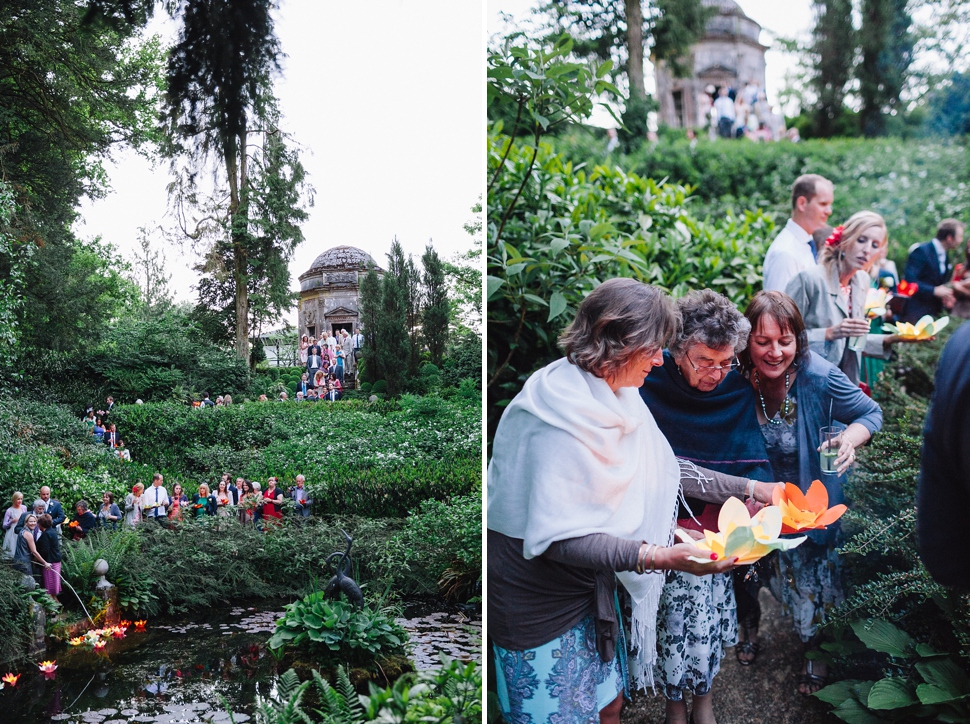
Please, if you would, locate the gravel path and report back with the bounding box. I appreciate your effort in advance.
[621,589,834,724]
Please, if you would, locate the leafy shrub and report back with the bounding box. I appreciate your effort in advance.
[384,493,482,598]
[370,380,387,395]
[260,658,482,724]
[268,593,407,667]
[487,128,773,439]
[552,130,970,265]
[0,567,34,663]
[815,619,970,722]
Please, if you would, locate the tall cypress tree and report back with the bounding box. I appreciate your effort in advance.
[376,241,409,396]
[403,254,422,377]
[421,244,449,367]
[357,268,382,385]
[858,0,912,137]
[811,0,854,137]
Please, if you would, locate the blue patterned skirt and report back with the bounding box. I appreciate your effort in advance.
[493,614,627,724]
[655,570,738,700]
[770,539,844,643]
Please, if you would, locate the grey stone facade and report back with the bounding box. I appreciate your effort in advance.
[655,0,767,129]
[297,245,384,339]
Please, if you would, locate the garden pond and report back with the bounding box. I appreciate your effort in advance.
[6,600,481,724]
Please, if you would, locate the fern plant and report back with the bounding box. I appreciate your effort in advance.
[254,668,313,724]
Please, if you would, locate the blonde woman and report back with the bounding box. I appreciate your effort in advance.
[192,483,216,517]
[124,484,144,527]
[3,492,26,557]
[786,211,926,385]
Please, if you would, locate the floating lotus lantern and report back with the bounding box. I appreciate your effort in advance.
[675,497,806,565]
[93,640,107,652]
[863,287,891,318]
[134,620,147,632]
[68,636,86,646]
[773,480,848,535]
[2,673,20,687]
[883,314,949,340]
[38,661,57,679]
[120,619,132,628]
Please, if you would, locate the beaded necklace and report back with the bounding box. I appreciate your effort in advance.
[755,369,796,425]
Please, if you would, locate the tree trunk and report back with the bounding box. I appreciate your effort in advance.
[235,125,250,363]
[625,0,647,99]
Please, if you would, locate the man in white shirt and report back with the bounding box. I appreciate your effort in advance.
[713,86,736,139]
[762,174,834,293]
[144,473,170,521]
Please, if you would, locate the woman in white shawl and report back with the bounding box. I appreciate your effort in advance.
[488,279,780,724]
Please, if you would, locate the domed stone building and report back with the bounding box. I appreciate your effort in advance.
[297,245,384,339]
[654,0,767,129]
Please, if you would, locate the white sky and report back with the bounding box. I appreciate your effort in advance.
[488,0,815,119]
[75,0,485,319]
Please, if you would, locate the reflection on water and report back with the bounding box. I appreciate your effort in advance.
[8,601,480,724]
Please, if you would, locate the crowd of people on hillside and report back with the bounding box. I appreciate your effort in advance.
[296,329,362,402]
[2,473,315,601]
[81,397,132,461]
[705,81,796,142]
[489,173,966,724]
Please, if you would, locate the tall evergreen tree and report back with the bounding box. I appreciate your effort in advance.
[357,268,382,385]
[421,244,449,368]
[162,0,294,362]
[858,0,913,137]
[811,0,855,137]
[403,254,423,377]
[377,241,409,396]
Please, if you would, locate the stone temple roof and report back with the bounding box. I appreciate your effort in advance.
[304,245,382,275]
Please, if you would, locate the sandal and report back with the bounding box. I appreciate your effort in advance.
[797,659,827,696]
[735,640,759,666]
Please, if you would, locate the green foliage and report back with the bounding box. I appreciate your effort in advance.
[812,0,855,137]
[422,244,449,367]
[552,132,970,264]
[377,242,410,397]
[858,0,913,138]
[815,619,970,722]
[268,593,407,666]
[358,269,381,386]
[487,129,773,438]
[259,658,482,724]
[383,494,482,598]
[0,566,35,662]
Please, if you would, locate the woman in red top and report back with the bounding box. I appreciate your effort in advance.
[262,477,285,525]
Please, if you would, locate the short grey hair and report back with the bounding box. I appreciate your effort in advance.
[32,499,45,511]
[668,289,750,358]
[559,278,679,380]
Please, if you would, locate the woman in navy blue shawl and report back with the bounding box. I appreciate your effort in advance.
[638,290,774,724]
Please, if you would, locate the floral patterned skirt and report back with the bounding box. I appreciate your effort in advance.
[655,570,738,699]
[770,539,844,643]
[493,614,626,724]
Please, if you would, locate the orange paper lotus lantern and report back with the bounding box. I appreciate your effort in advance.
[134,620,147,631]
[2,673,20,686]
[772,480,847,534]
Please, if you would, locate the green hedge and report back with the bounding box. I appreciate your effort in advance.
[0,395,481,519]
[552,130,970,264]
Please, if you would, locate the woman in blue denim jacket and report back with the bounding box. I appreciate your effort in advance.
[741,291,882,696]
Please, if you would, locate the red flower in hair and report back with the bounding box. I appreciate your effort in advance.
[897,280,919,297]
[825,226,844,247]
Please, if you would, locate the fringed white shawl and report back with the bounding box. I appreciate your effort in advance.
[487,357,680,689]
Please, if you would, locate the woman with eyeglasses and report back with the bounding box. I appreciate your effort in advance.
[742,291,882,695]
[489,279,779,724]
[639,289,779,724]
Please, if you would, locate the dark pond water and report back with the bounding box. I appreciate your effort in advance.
[4,601,481,724]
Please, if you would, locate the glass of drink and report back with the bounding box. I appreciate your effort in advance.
[848,333,867,352]
[819,426,843,474]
